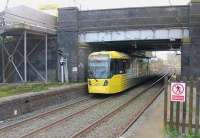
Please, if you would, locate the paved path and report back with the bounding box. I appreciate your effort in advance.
[122,92,169,138]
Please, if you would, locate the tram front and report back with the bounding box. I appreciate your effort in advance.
[88,53,111,94]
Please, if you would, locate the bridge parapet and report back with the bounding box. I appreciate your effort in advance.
[79,6,188,32]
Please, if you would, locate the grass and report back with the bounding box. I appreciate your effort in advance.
[184,130,200,138]
[165,125,179,138]
[165,125,200,138]
[0,82,66,98]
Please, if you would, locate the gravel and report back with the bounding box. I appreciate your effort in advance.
[0,96,101,138]
[31,81,155,138]
[84,85,162,138]
[0,95,89,127]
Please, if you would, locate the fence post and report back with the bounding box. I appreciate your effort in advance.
[182,76,187,133]
[195,80,200,134]
[170,77,175,128]
[175,76,180,131]
[189,76,193,132]
[164,75,168,126]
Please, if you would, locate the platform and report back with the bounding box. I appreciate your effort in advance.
[0,83,87,121]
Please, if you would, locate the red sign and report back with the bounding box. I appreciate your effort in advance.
[171,82,186,102]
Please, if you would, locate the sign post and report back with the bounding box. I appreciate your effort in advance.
[171,82,186,102]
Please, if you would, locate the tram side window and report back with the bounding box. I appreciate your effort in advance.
[110,60,116,75]
[125,60,132,73]
[120,60,126,74]
[111,59,126,75]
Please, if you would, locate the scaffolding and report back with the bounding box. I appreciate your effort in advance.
[0,6,57,83]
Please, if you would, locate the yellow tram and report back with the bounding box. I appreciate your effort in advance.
[88,51,150,94]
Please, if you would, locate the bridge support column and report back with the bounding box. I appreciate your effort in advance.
[78,46,91,82]
[181,43,191,77]
[182,0,200,78]
[58,7,79,82]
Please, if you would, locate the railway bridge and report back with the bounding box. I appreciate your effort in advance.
[58,0,200,82]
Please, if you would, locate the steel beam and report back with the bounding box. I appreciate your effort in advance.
[24,30,27,82]
[11,34,23,56]
[28,40,42,56]
[5,39,43,82]
[5,61,23,82]
[79,28,189,43]
[3,46,24,82]
[11,60,24,81]
[1,36,5,82]
[45,33,48,83]
[16,49,46,81]
[2,35,24,82]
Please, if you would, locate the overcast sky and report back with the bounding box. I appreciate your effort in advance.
[0,0,191,12]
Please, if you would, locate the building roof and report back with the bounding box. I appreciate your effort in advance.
[0,5,57,35]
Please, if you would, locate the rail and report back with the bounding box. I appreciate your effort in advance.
[71,73,169,138]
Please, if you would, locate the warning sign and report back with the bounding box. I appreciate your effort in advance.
[171,82,186,102]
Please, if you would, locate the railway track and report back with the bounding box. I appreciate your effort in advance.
[19,83,151,138]
[71,74,167,138]
[0,74,168,138]
[117,86,164,137]
[0,96,112,138]
[19,96,114,138]
[0,97,90,131]
[19,80,155,138]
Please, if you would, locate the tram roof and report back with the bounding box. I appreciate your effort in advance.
[89,51,129,59]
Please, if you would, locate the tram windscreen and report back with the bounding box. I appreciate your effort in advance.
[88,59,110,79]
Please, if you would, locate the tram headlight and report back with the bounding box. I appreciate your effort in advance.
[103,80,108,86]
